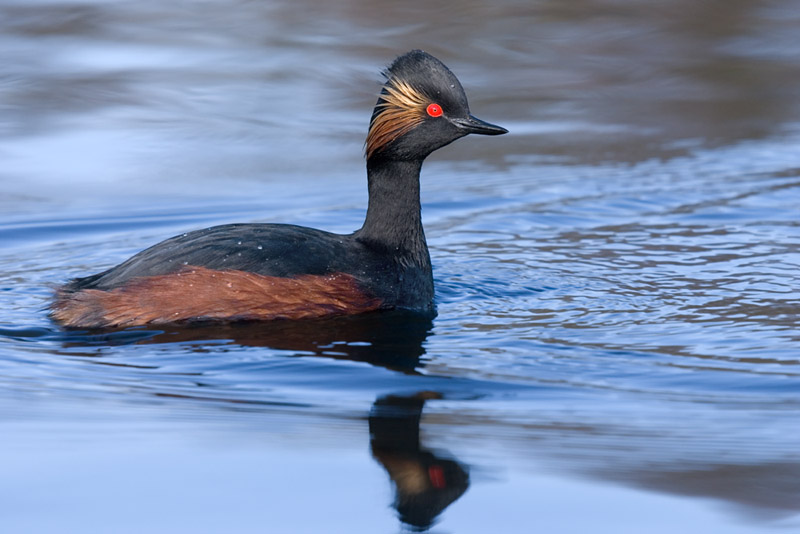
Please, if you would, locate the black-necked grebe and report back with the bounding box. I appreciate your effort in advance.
[51,50,507,328]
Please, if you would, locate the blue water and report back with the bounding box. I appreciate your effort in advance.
[1,1,799,532]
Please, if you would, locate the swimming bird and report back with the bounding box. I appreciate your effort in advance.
[51,50,507,328]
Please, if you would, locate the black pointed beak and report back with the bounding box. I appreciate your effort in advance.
[451,115,508,136]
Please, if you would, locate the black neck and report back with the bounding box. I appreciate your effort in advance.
[356,158,429,264]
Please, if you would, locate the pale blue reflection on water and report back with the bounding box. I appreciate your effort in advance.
[1,0,799,532]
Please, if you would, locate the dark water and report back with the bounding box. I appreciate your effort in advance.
[1,1,799,532]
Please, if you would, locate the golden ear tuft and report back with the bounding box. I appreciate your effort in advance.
[366,79,430,159]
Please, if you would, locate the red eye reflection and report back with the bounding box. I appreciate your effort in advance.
[426,103,443,117]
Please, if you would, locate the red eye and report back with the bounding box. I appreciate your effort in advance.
[426,103,443,117]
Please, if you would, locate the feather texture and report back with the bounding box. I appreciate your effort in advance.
[51,266,383,327]
[366,79,430,159]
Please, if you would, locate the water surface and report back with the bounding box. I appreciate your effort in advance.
[1,1,799,532]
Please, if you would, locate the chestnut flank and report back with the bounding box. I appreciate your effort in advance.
[51,266,383,328]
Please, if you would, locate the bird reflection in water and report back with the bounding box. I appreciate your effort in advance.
[95,309,433,372]
[60,310,470,529]
[370,392,469,531]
